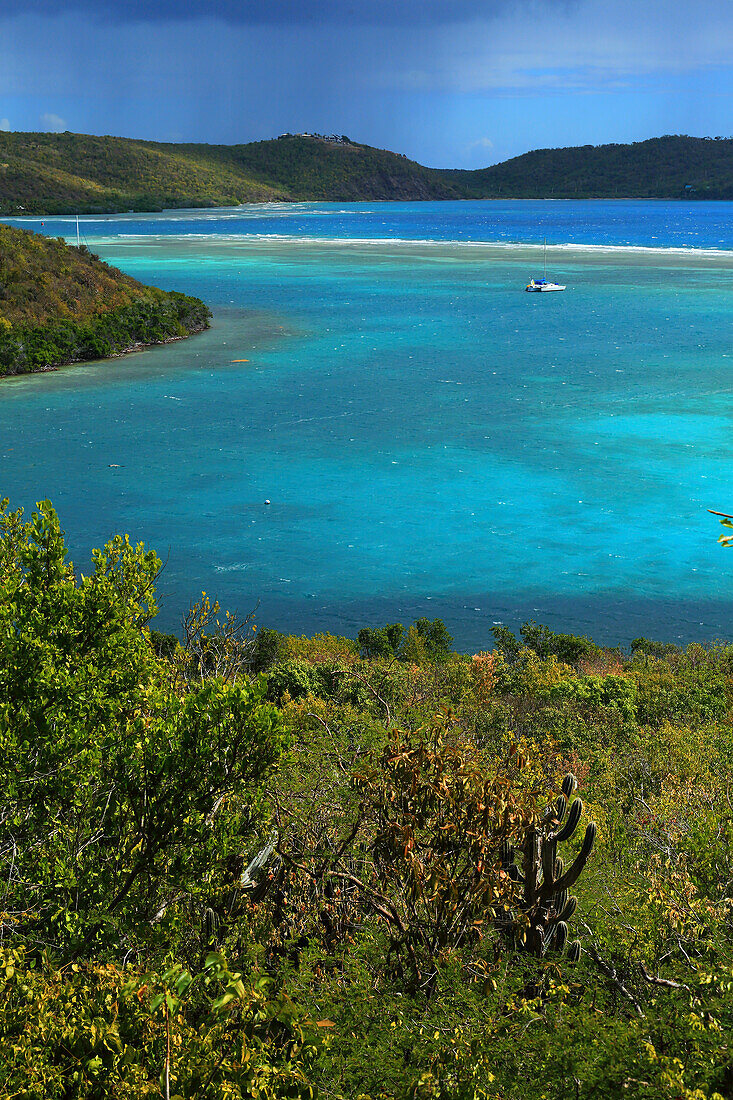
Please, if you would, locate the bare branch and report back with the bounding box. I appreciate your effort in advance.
[639,962,691,993]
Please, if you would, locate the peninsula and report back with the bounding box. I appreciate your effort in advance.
[0,224,210,376]
[0,132,731,215]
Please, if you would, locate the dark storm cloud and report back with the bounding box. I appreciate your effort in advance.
[0,0,572,25]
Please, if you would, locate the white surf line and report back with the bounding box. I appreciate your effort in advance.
[86,233,733,259]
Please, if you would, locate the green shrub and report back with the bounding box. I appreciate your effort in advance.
[266,658,325,701]
[358,622,404,659]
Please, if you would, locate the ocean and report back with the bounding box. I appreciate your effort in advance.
[2,200,733,650]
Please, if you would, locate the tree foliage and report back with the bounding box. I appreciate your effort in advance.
[0,499,287,962]
[2,499,733,1097]
[0,223,210,375]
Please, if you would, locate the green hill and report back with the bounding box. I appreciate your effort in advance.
[168,134,462,200]
[0,223,210,375]
[0,131,459,214]
[1,131,730,215]
[0,131,284,213]
[5,130,730,214]
[446,134,733,199]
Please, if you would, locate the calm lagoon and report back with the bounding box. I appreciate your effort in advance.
[2,201,733,649]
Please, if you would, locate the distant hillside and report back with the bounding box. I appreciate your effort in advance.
[0,224,210,375]
[0,132,459,214]
[0,132,731,214]
[446,135,733,199]
[165,135,462,202]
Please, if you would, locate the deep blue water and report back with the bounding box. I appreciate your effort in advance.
[2,201,733,650]
[7,198,733,250]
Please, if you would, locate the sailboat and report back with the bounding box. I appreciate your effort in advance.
[525,239,566,292]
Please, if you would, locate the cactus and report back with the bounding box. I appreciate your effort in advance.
[500,772,595,958]
[555,797,583,843]
[567,939,581,963]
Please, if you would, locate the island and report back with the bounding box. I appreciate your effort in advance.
[0,223,210,376]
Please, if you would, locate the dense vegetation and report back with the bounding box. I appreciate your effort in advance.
[2,497,733,1098]
[0,132,459,214]
[446,134,733,200]
[0,131,283,214]
[0,224,210,375]
[184,135,460,201]
[1,131,731,214]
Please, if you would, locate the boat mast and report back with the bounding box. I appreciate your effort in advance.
[543,237,547,280]
[76,214,80,247]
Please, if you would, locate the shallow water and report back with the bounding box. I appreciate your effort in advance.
[2,202,733,649]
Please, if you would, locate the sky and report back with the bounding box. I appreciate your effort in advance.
[1,0,732,167]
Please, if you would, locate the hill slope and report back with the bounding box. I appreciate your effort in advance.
[0,224,210,375]
[167,135,462,200]
[0,132,460,214]
[1,132,731,214]
[446,134,733,199]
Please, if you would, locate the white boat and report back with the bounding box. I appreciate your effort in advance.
[526,239,565,292]
[526,278,566,292]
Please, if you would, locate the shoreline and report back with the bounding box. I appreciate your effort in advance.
[0,222,212,380]
[4,195,733,220]
[0,322,209,381]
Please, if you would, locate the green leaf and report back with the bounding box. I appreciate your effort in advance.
[175,971,192,996]
[211,991,237,1012]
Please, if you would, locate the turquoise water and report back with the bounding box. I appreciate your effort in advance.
[2,202,733,649]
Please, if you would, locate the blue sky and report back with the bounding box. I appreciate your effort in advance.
[1,0,731,167]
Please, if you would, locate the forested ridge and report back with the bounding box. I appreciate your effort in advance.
[0,131,460,213]
[446,134,733,199]
[2,498,733,1098]
[1,131,731,214]
[0,223,210,375]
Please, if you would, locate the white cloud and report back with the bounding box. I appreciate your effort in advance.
[41,111,66,131]
[464,136,496,164]
[0,117,9,130]
[370,0,733,94]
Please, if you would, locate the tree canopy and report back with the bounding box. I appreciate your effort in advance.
[0,224,210,374]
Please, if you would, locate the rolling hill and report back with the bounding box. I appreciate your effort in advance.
[1,131,730,215]
[446,134,733,199]
[0,131,459,214]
